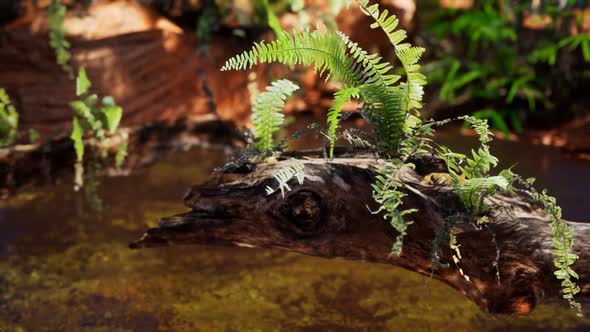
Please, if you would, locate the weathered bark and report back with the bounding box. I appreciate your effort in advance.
[131,150,590,315]
[0,115,244,197]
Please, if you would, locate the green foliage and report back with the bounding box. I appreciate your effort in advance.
[425,2,589,132]
[221,0,582,314]
[516,178,582,316]
[48,0,72,73]
[70,67,126,191]
[252,79,299,154]
[195,0,222,55]
[370,160,417,255]
[0,88,18,147]
[265,159,305,198]
[327,87,360,157]
[221,4,424,153]
[253,0,284,36]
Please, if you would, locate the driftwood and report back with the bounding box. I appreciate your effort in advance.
[131,149,590,315]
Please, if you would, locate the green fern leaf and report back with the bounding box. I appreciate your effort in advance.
[327,86,360,158]
[252,79,299,153]
[265,159,305,198]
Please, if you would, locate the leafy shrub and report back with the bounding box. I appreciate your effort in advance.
[424,1,590,134]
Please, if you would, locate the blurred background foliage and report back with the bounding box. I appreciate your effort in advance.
[0,0,589,144]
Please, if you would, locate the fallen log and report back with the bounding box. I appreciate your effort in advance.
[131,150,590,315]
[0,114,244,197]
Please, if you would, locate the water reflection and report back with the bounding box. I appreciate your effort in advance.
[0,143,589,331]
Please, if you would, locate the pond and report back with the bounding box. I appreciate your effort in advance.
[1,134,589,331]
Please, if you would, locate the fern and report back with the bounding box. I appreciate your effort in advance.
[265,159,305,198]
[0,88,19,147]
[516,178,583,316]
[48,1,72,73]
[69,67,126,190]
[370,161,417,255]
[252,79,299,154]
[456,175,510,214]
[220,1,582,314]
[327,86,360,158]
[355,0,426,112]
[221,23,420,153]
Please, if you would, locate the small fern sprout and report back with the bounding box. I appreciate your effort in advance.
[252,79,299,154]
[265,159,305,198]
[327,87,360,158]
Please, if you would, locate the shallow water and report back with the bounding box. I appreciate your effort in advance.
[1,140,589,331]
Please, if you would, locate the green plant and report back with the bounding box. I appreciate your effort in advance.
[48,0,72,74]
[251,79,299,154]
[221,0,582,315]
[425,1,589,133]
[265,159,305,197]
[253,0,284,36]
[517,178,582,313]
[70,67,126,191]
[0,88,18,147]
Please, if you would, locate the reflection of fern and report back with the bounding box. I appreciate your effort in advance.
[265,160,305,198]
[251,79,299,153]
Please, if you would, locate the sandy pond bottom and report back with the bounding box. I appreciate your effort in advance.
[1,142,589,331]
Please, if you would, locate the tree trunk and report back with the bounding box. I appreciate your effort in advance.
[130,150,590,315]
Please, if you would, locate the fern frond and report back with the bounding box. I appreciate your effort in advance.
[463,115,493,145]
[357,0,408,48]
[336,31,400,88]
[370,161,417,255]
[359,84,405,152]
[252,79,299,153]
[342,129,374,150]
[327,86,360,158]
[456,175,509,213]
[221,30,356,84]
[355,0,426,112]
[396,47,426,110]
[461,147,499,179]
[265,159,305,198]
